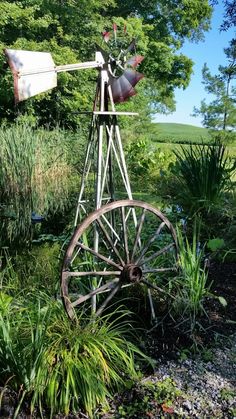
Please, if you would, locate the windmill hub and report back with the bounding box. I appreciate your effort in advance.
[120,264,143,284]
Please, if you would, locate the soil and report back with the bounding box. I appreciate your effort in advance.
[140,261,236,360]
[207,261,236,333]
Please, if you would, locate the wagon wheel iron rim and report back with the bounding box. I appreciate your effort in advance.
[61,199,178,320]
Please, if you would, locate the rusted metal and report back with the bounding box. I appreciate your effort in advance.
[120,264,143,283]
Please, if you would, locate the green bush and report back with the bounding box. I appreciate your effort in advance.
[125,139,175,194]
[117,378,181,418]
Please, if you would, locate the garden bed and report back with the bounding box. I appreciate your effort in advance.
[0,261,235,418]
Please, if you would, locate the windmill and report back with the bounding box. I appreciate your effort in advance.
[5,29,178,320]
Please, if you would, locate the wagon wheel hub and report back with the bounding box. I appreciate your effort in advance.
[120,264,142,284]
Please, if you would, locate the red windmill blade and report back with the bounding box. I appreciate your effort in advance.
[126,55,144,68]
[109,69,144,103]
[113,23,117,43]
[123,69,144,85]
[102,31,110,43]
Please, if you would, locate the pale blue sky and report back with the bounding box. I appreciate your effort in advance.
[155,1,235,127]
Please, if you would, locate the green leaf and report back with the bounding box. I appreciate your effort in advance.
[218,296,227,307]
[207,238,225,252]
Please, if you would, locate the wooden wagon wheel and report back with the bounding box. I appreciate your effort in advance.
[61,200,178,320]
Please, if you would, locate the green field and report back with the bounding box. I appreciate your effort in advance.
[149,122,211,144]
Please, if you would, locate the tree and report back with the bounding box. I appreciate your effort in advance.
[222,1,236,30]
[210,0,236,31]
[193,40,236,130]
[0,0,213,128]
[220,0,236,31]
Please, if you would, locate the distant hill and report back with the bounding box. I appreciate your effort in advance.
[149,123,211,144]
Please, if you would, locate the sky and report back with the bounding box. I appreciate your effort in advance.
[154,1,236,127]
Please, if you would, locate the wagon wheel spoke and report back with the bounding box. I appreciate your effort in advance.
[71,277,120,307]
[64,270,121,278]
[141,278,174,299]
[121,206,130,263]
[131,207,146,262]
[96,218,125,266]
[78,242,122,270]
[138,242,175,266]
[95,283,121,317]
[140,278,165,293]
[142,267,177,274]
[135,221,166,264]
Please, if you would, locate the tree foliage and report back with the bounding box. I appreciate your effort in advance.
[0,0,212,128]
[193,40,236,130]
[220,0,236,31]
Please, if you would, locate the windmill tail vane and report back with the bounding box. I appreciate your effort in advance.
[4,48,103,103]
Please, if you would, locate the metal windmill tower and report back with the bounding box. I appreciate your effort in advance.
[5,28,178,320]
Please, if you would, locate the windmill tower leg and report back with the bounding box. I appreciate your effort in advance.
[74,71,134,224]
[73,70,137,313]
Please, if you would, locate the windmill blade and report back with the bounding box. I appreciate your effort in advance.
[109,69,144,103]
[122,69,144,86]
[126,55,144,68]
[5,49,57,102]
[125,39,136,54]
[102,31,110,43]
[110,75,136,103]
[5,49,101,103]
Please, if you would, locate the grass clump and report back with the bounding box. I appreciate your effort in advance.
[0,291,146,418]
[0,244,61,295]
[173,142,235,214]
[170,223,210,335]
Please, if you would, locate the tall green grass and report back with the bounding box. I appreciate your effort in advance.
[0,124,74,245]
[0,125,35,243]
[170,223,210,335]
[173,143,235,213]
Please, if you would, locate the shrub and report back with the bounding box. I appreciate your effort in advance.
[117,378,181,418]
